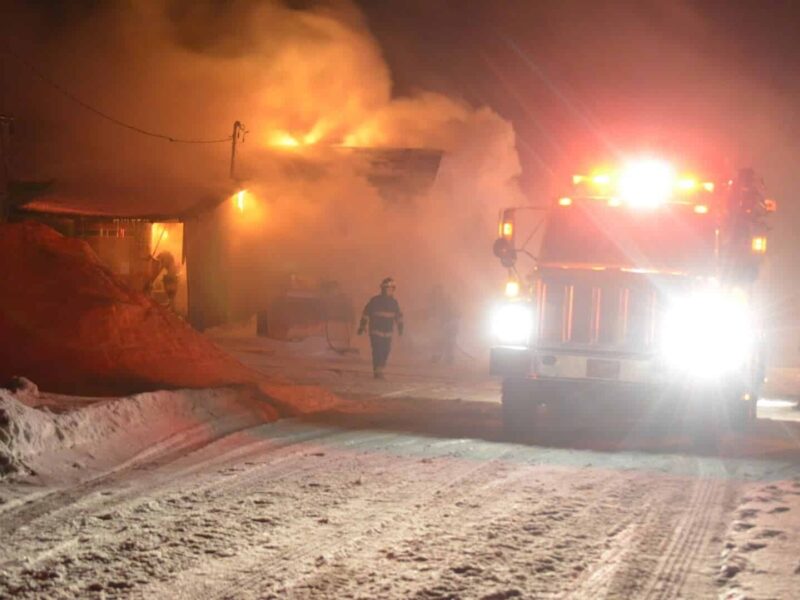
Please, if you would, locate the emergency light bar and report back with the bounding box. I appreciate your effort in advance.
[571,158,715,209]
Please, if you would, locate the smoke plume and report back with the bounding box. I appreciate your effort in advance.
[2,0,525,350]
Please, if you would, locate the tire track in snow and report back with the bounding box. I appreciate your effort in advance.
[1,420,390,539]
[277,455,544,597]
[0,415,254,536]
[603,472,727,600]
[299,469,646,599]
[645,477,726,600]
[566,494,662,599]
[0,426,401,570]
[149,439,524,599]
[1,427,476,597]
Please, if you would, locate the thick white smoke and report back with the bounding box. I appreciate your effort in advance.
[4,0,526,351]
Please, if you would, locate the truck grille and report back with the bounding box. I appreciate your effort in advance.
[538,278,658,352]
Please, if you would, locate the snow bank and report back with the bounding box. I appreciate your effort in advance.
[259,381,342,416]
[0,222,258,395]
[0,382,279,478]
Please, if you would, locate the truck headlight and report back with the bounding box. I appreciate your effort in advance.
[491,303,534,346]
[661,290,754,376]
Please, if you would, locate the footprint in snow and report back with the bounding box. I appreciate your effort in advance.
[451,565,483,576]
[768,506,790,514]
[755,528,785,539]
[479,591,522,600]
[741,541,767,552]
[718,562,743,580]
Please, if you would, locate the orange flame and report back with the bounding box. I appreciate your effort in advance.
[235,190,246,212]
[268,131,302,148]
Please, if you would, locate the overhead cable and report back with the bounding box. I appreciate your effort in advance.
[1,40,232,144]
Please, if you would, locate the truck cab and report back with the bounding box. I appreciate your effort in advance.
[490,158,773,434]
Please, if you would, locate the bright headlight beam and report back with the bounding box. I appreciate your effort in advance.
[661,290,755,377]
[491,303,534,346]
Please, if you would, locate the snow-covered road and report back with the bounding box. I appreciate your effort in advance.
[2,336,800,599]
[2,405,799,599]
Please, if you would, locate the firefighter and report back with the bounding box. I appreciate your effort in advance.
[357,277,404,379]
[726,169,767,282]
[735,168,768,217]
[156,251,179,308]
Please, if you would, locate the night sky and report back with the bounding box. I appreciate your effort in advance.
[357,0,800,193]
[8,0,800,192]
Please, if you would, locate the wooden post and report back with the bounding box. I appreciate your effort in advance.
[229,121,245,180]
[0,114,11,222]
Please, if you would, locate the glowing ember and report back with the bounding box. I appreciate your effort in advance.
[236,190,246,212]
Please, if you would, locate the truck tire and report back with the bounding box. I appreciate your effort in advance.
[689,393,755,449]
[727,396,756,432]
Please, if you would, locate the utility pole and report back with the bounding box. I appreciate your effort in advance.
[229,120,246,180]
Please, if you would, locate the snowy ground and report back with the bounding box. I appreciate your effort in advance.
[2,333,800,599]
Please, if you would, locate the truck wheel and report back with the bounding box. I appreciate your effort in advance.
[501,378,537,439]
[728,396,756,432]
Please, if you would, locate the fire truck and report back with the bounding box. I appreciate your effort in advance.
[490,158,775,434]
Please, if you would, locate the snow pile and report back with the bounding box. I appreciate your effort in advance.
[0,222,258,395]
[0,382,279,478]
[260,381,343,416]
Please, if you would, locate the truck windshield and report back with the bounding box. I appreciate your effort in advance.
[540,201,716,273]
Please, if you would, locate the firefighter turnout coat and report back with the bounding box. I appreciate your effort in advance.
[359,294,404,338]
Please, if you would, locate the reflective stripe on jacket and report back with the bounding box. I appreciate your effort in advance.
[359,294,403,337]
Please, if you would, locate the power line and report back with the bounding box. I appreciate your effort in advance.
[1,40,232,145]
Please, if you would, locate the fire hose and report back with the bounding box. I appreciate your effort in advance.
[324,318,358,355]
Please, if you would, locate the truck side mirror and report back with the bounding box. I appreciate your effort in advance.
[493,238,517,268]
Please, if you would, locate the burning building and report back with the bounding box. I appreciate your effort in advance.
[11,179,235,319]
[11,146,444,339]
[2,0,525,354]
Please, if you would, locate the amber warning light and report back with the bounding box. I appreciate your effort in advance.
[494,208,518,268]
[498,209,515,239]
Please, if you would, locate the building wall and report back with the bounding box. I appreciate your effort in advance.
[185,212,229,331]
